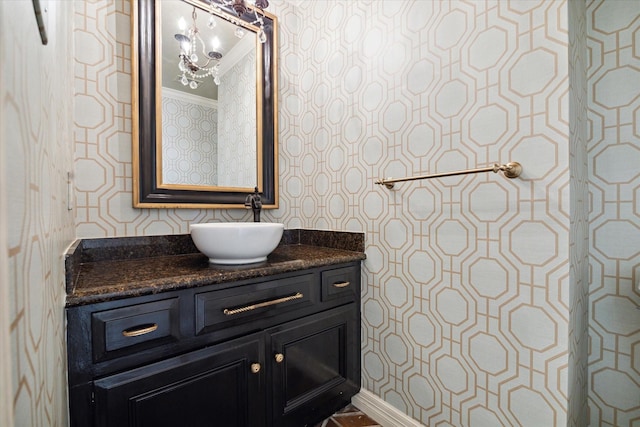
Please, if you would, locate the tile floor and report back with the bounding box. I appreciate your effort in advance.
[314,404,382,427]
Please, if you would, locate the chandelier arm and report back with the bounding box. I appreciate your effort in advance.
[195,33,209,58]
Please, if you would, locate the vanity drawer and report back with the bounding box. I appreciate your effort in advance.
[91,298,181,363]
[195,274,315,336]
[321,265,359,302]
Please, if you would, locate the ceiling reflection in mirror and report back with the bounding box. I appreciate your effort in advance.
[159,0,258,189]
[132,0,278,209]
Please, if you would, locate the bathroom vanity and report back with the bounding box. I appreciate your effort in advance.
[65,231,365,427]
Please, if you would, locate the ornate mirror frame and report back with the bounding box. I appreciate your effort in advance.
[132,0,278,208]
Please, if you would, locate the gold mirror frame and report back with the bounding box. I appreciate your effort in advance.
[132,0,278,208]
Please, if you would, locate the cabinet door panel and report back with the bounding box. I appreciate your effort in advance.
[284,326,342,402]
[94,334,265,427]
[269,304,360,427]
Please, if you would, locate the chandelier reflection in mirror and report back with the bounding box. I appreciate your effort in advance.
[175,0,269,90]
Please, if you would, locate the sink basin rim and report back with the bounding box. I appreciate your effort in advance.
[189,222,285,265]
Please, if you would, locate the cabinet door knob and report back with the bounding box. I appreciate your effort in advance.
[251,363,261,374]
[274,353,284,363]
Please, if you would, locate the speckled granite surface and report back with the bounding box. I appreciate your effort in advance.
[65,230,365,307]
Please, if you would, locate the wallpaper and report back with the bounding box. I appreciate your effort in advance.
[67,1,639,427]
[218,50,258,188]
[161,92,219,186]
[294,1,580,425]
[1,0,76,426]
[586,1,640,425]
[568,0,589,425]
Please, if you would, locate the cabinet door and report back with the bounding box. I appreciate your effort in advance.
[93,334,265,427]
[268,304,360,427]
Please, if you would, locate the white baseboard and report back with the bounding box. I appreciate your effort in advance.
[351,389,425,427]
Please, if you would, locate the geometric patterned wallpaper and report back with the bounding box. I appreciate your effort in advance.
[568,0,589,423]
[2,0,75,425]
[0,0,619,426]
[74,0,147,237]
[218,50,257,188]
[586,1,640,425]
[70,1,639,426]
[161,92,219,186]
[287,1,582,425]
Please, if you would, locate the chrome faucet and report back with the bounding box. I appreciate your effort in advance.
[244,187,262,222]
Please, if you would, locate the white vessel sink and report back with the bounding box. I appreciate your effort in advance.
[189,222,285,264]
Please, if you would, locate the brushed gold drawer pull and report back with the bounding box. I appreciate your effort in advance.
[333,281,350,288]
[223,292,304,316]
[251,363,261,374]
[275,353,284,363]
[122,323,158,337]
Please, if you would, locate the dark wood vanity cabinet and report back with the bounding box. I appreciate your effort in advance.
[93,334,265,427]
[269,304,359,427]
[67,262,361,427]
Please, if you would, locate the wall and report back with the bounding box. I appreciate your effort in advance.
[568,0,589,423]
[70,1,639,426]
[1,0,76,425]
[218,50,258,188]
[293,1,590,425]
[0,0,15,421]
[161,91,219,186]
[586,1,640,425]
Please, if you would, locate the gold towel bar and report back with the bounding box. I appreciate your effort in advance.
[375,162,522,189]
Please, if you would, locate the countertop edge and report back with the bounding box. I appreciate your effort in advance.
[66,245,366,307]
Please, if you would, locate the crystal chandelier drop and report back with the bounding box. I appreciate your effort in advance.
[208,0,269,44]
[175,0,270,89]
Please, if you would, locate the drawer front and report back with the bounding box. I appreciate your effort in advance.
[321,266,358,302]
[92,298,180,362]
[195,274,315,336]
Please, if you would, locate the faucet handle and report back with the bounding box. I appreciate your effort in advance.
[252,187,262,207]
[245,187,262,222]
[245,187,262,209]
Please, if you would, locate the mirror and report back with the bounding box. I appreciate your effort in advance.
[132,0,278,208]
[160,1,258,188]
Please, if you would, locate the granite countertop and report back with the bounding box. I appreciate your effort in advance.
[66,229,366,307]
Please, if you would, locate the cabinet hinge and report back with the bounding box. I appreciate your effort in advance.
[91,390,95,404]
